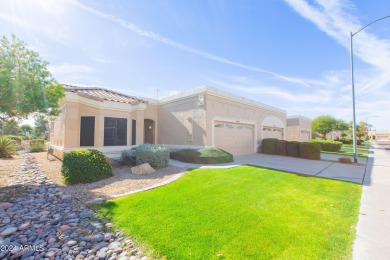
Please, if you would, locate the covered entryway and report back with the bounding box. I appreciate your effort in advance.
[262,116,284,140]
[214,121,254,155]
[144,119,155,144]
[263,126,283,139]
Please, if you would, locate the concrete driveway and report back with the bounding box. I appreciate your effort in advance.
[170,152,367,183]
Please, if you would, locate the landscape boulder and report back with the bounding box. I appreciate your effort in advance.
[131,163,156,175]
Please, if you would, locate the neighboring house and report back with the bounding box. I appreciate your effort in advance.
[49,85,295,158]
[368,130,390,144]
[285,116,311,142]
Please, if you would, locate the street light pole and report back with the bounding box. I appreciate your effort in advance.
[350,32,357,163]
[349,15,390,163]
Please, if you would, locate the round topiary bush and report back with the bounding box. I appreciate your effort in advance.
[61,149,113,185]
[135,144,169,168]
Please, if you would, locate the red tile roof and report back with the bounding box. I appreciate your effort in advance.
[63,84,147,105]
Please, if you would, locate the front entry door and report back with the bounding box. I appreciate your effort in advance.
[144,119,155,144]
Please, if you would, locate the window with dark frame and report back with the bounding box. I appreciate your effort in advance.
[80,116,95,147]
[132,119,136,145]
[104,117,127,146]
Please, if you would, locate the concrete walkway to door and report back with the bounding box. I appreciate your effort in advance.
[353,145,390,259]
[169,152,367,183]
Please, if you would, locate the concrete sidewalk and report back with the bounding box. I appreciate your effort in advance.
[169,152,366,183]
[353,145,390,259]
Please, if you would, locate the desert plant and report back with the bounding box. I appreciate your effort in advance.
[61,149,113,185]
[299,142,321,160]
[5,135,22,145]
[120,149,136,166]
[261,138,278,155]
[286,141,300,157]
[275,140,288,156]
[135,144,170,168]
[0,136,18,158]
[310,139,342,152]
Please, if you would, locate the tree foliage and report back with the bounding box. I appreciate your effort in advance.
[312,116,349,139]
[1,119,20,135]
[349,121,370,141]
[0,35,65,123]
[312,116,337,139]
[20,124,33,138]
[34,114,49,139]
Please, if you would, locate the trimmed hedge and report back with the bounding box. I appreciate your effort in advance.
[261,138,278,155]
[286,141,300,157]
[310,139,342,152]
[299,142,321,160]
[29,144,46,153]
[170,147,233,164]
[275,140,288,156]
[339,138,362,145]
[135,144,169,168]
[30,139,45,146]
[61,149,113,185]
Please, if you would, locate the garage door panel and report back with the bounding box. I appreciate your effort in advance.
[214,121,254,155]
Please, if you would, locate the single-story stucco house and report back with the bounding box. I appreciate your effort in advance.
[368,130,390,145]
[49,84,310,158]
[285,115,312,142]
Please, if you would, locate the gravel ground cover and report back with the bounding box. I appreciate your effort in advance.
[30,152,185,203]
[0,153,148,259]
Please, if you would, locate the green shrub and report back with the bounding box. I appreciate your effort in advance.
[30,139,45,146]
[299,142,321,160]
[120,149,136,166]
[261,138,278,155]
[310,139,342,152]
[275,140,288,156]
[0,136,18,158]
[6,135,22,145]
[135,144,169,168]
[61,149,113,185]
[28,144,46,153]
[170,147,233,164]
[286,141,300,157]
[340,138,362,145]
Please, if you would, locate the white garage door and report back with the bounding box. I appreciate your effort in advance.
[214,121,254,155]
[263,126,283,139]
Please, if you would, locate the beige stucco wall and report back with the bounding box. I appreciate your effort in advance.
[158,95,206,146]
[50,93,152,150]
[205,93,286,147]
[286,117,311,142]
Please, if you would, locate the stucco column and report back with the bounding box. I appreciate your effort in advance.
[136,110,144,145]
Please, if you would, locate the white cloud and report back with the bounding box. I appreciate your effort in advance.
[49,63,94,75]
[284,0,390,91]
[65,0,319,88]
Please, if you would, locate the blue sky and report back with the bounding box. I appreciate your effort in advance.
[1,0,390,129]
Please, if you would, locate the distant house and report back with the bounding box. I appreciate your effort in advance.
[285,116,312,142]
[368,130,390,144]
[49,85,308,158]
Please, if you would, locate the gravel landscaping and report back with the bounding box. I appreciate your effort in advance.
[30,152,186,203]
[0,152,148,259]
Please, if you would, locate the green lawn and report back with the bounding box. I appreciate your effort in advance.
[342,144,370,151]
[322,150,368,158]
[98,166,362,259]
